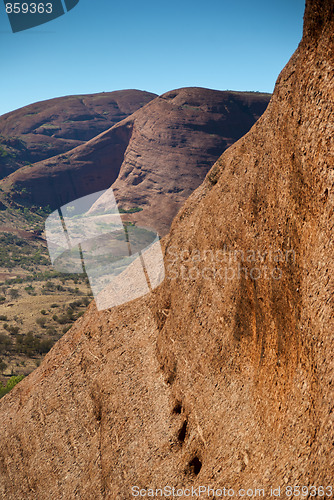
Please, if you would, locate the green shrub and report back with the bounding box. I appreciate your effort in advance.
[44,281,55,291]
[36,317,47,328]
[15,332,52,356]
[9,289,19,299]
[0,375,24,398]
[69,300,82,308]
[7,325,20,335]
[0,359,7,373]
[39,339,53,353]
[119,206,143,214]
[55,315,70,325]
[0,334,12,355]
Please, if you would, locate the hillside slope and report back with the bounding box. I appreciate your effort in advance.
[1,89,271,234]
[0,90,157,178]
[89,88,271,235]
[0,0,333,498]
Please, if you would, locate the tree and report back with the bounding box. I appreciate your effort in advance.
[36,317,47,328]
[9,288,19,299]
[0,359,7,373]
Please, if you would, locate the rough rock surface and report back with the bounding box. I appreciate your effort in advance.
[0,0,333,498]
[0,90,157,177]
[1,89,270,230]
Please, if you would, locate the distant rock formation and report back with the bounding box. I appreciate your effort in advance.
[1,88,270,234]
[88,88,271,235]
[0,89,157,177]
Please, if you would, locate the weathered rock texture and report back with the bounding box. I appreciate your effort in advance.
[1,89,270,234]
[0,0,333,498]
[0,90,157,177]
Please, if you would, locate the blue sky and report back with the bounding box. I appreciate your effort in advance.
[0,0,305,116]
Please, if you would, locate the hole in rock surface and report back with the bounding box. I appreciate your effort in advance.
[177,420,187,443]
[173,402,182,414]
[188,456,202,476]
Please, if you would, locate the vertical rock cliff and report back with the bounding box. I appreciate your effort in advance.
[0,0,333,498]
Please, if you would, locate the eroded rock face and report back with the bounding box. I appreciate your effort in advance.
[1,89,270,228]
[0,89,157,177]
[0,0,333,498]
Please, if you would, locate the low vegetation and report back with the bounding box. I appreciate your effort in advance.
[0,375,24,399]
[0,221,93,382]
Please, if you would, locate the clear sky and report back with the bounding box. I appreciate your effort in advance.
[0,0,305,116]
